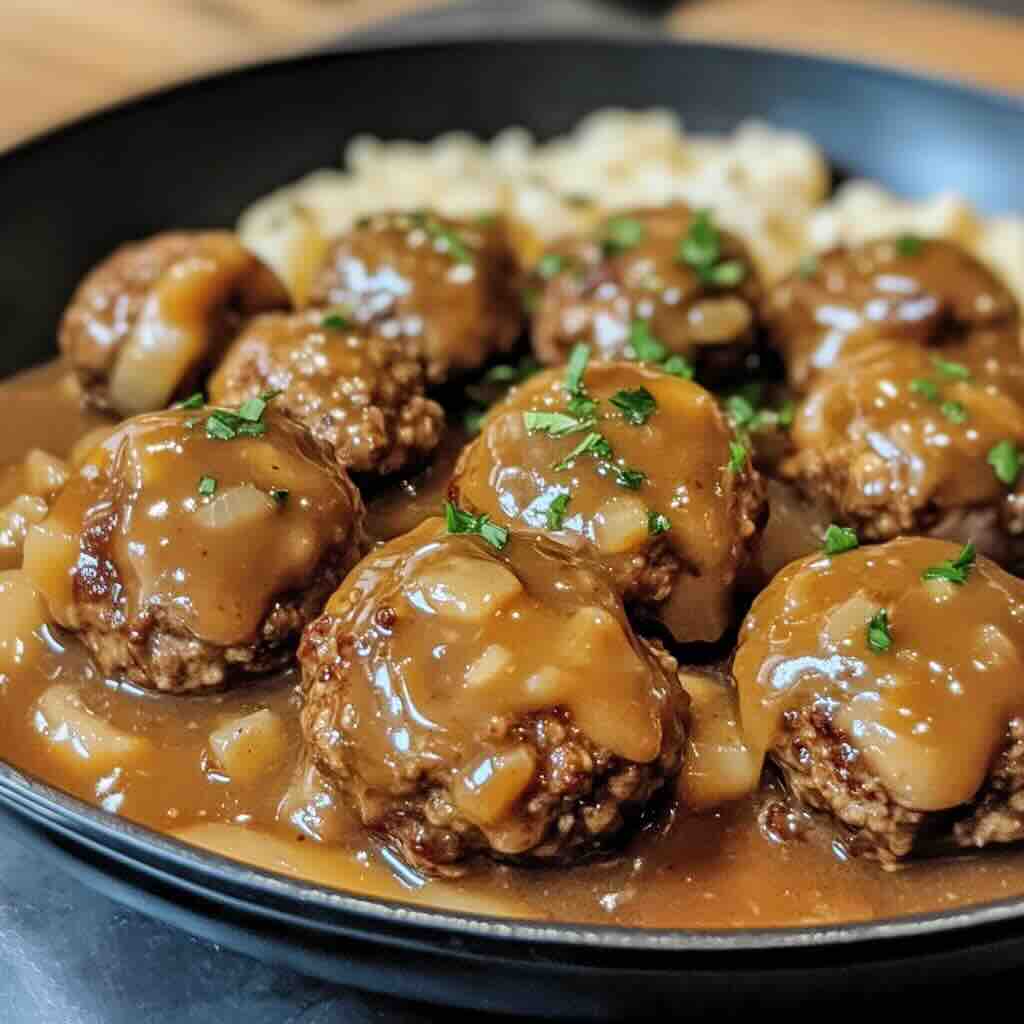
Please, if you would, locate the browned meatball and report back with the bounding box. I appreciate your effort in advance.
[208,310,445,476]
[450,357,766,643]
[764,236,1019,390]
[780,338,1024,561]
[299,519,688,875]
[734,537,1024,864]
[530,205,761,378]
[23,405,364,692]
[307,212,522,383]
[59,231,288,416]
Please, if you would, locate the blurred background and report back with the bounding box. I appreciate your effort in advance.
[4,0,1024,153]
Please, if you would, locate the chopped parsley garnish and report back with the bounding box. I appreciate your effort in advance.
[648,511,672,535]
[482,359,540,387]
[867,609,892,653]
[726,394,757,430]
[601,216,645,255]
[940,399,968,424]
[564,343,591,396]
[627,319,668,363]
[553,431,612,470]
[727,440,749,474]
[523,410,592,437]
[269,489,289,506]
[661,354,696,380]
[546,493,571,530]
[922,542,976,586]
[726,388,793,436]
[443,500,508,550]
[197,475,217,497]
[464,408,486,435]
[909,377,940,402]
[464,357,540,432]
[823,524,859,556]
[203,390,280,441]
[932,356,971,382]
[238,390,281,424]
[705,260,746,287]
[610,465,647,490]
[550,430,645,489]
[798,254,818,278]
[988,439,1021,485]
[895,233,924,258]
[678,209,747,288]
[176,392,205,410]
[410,212,473,263]
[321,310,351,330]
[537,253,567,280]
[610,387,657,425]
[475,212,498,226]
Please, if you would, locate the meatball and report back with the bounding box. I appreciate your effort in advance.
[450,357,766,643]
[530,204,761,378]
[208,310,445,476]
[59,231,288,416]
[780,338,1024,559]
[23,405,364,692]
[734,536,1024,864]
[299,519,688,875]
[764,236,1019,390]
[307,211,522,383]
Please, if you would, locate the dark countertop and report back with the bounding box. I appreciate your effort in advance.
[3,2,1023,1022]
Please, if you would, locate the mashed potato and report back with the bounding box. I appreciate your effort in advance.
[237,108,1024,303]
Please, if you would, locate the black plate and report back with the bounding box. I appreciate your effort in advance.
[3,37,1024,1019]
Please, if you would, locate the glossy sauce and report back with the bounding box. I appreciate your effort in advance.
[735,538,1024,810]
[452,362,763,642]
[7,363,1024,926]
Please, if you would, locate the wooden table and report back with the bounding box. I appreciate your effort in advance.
[3,0,1024,153]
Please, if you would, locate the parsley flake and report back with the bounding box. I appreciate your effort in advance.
[678,209,746,287]
[610,387,657,425]
[988,440,1022,485]
[269,489,289,506]
[610,464,646,490]
[553,432,612,471]
[932,357,971,382]
[628,319,668,363]
[727,440,749,474]
[867,609,892,653]
[176,392,205,410]
[940,399,968,424]
[523,411,592,437]
[602,216,645,255]
[197,475,217,497]
[564,343,591,396]
[895,233,924,258]
[909,378,939,402]
[410,212,473,263]
[823,524,859,556]
[648,511,672,535]
[321,310,351,330]
[546,493,571,530]
[922,542,976,586]
[661,354,695,380]
[443,500,509,550]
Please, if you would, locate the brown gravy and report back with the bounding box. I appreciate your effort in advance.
[6,361,1024,928]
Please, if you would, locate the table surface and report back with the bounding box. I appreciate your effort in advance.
[3,1,1024,1022]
